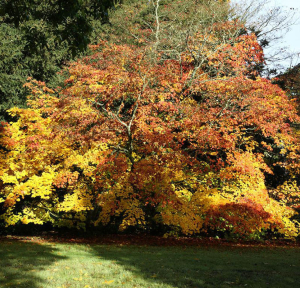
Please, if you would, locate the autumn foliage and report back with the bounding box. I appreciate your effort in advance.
[1,0,300,239]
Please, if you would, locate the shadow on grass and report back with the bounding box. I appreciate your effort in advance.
[90,245,300,288]
[0,239,66,288]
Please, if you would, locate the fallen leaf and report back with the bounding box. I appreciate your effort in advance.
[103,280,114,284]
[73,277,83,281]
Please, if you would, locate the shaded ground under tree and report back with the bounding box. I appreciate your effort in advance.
[0,236,300,287]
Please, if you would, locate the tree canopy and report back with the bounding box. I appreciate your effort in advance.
[1,0,300,240]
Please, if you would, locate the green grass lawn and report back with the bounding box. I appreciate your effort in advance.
[0,239,300,288]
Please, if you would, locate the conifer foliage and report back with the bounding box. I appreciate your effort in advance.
[0,0,117,121]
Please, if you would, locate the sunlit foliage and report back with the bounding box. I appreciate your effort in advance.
[1,0,300,239]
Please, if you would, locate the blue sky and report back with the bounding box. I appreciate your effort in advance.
[267,0,300,54]
[277,0,300,53]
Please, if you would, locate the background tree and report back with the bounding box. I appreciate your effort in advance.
[0,23,28,121]
[274,64,300,112]
[0,0,119,121]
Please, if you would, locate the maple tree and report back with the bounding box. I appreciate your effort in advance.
[0,0,300,239]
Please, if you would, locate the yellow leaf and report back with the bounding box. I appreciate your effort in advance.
[73,277,83,281]
[103,280,114,284]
